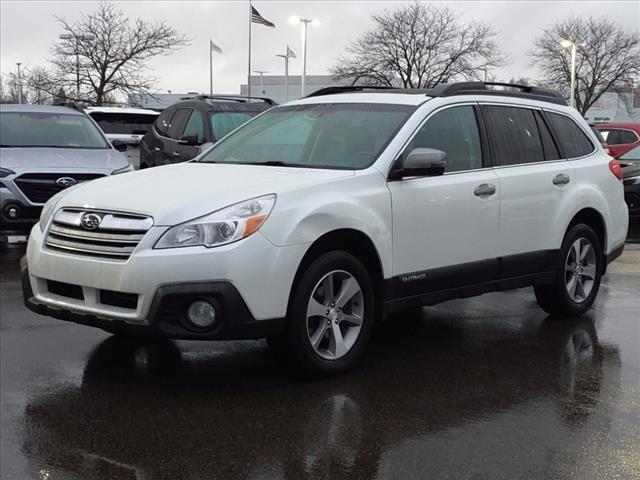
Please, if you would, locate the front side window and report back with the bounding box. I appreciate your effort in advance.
[199,104,414,169]
[183,111,205,143]
[210,112,256,140]
[482,106,545,166]
[405,105,482,173]
[0,112,108,149]
[88,112,158,135]
[547,112,594,158]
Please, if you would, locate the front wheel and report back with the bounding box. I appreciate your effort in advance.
[535,224,603,317]
[276,251,375,375]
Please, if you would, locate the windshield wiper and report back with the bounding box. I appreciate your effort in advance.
[244,161,291,167]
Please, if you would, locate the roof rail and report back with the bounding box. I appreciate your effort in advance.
[425,82,567,105]
[304,82,566,106]
[180,94,277,105]
[304,85,396,98]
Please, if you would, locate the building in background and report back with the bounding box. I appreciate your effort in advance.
[585,87,640,123]
[240,75,349,104]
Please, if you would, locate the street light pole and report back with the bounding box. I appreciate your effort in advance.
[254,70,269,91]
[16,63,23,104]
[560,38,580,109]
[276,54,289,102]
[290,17,318,98]
[569,43,577,109]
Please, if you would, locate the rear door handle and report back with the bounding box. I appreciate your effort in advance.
[172,152,180,157]
[553,173,570,186]
[474,183,496,197]
[153,147,161,152]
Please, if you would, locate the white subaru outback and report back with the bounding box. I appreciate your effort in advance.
[22,82,628,374]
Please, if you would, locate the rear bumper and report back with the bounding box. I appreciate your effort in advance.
[22,264,284,340]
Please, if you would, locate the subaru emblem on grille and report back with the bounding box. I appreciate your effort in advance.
[80,213,102,230]
[56,177,77,188]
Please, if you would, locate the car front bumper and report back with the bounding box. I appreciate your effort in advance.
[22,225,309,338]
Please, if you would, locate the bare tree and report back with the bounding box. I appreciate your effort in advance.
[331,2,505,88]
[530,16,640,115]
[49,1,189,105]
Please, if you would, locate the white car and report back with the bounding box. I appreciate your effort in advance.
[22,82,628,374]
[85,106,159,169]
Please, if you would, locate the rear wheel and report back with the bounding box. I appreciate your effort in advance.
[535,224,603,317]
[274,251,375,375]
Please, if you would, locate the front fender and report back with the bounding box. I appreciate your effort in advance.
[259,172,393,277]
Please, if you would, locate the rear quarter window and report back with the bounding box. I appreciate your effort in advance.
[546,112,594,158]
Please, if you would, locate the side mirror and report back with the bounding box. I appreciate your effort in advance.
[111,140,128,152]
[396,148,447,179]
[179,135,200,146]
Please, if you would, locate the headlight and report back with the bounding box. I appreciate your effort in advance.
[112,164,134,175]
[155,194,276,249]
[39,198,60,232]
[38,184,80,232]
[0,167,15,178]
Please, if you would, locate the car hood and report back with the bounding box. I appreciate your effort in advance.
[0,147,128,171]
[55,162,355,225]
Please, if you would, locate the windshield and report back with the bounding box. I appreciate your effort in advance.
[88,112,158,135]
[198,103,415,169]
[0,112,109,149]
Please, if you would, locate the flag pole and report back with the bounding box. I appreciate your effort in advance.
[209,41,213,95]
[247,0,252,98]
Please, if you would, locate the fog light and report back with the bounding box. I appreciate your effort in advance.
[5,206,20,219]
[187,300,217,328]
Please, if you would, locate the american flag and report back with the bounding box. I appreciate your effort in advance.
[251,6,275,28]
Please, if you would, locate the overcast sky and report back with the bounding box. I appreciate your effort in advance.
[1,0,639,95]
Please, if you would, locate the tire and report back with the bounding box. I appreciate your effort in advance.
[534,224,603,317]
[275,250,376,375]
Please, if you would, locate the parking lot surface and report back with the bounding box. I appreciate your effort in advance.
[1,244,639,480]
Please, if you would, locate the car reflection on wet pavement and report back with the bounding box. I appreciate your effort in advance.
[1,246,639,480]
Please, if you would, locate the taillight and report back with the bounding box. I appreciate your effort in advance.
[609,159,623,180]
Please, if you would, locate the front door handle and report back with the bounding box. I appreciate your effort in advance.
[153,147,161,152]
[553,173,571,186]
[172,152,180,157]
[474,183,496,197]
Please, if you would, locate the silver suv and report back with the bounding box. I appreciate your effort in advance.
[0,104,133,244]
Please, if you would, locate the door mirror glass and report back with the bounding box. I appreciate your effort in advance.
[180,134,200,146]
[402,148,446,177]
[111,139,128,152]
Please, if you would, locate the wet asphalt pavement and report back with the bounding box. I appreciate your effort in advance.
[1,243,639,480]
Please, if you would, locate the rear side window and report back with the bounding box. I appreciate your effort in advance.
[482,106,544,166]
[546,112,594,158]
[154,109,175,136]
[166,109,191,139]
[596,128,639,145]
[406,105,482,173]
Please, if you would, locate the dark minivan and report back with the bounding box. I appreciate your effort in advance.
[139,95,274,169]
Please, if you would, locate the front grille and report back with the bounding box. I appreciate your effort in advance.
[100,289,139,309]
[15,173,104,203]
[45,208,153,260]
[47,280,84,300]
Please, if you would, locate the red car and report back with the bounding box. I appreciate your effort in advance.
[594,122,640,158]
